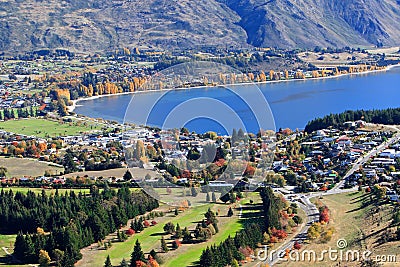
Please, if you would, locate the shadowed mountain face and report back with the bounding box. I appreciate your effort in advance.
[1,0,400,53]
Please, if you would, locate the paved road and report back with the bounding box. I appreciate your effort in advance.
[264,195,319,266]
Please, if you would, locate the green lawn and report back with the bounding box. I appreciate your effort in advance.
[0,118,100,137]
[0,234,15,254]
[161,194,264,267]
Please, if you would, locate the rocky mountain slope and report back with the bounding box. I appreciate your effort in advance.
[1,0,400,53]
[225,0,400,48]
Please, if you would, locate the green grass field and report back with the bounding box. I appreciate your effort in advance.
[0,118,100,137]
[0,234,16,255]
[0,190,259,267]
[64,167,161,180]
[0,157,64,177]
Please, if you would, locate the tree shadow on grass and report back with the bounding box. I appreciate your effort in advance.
[0,256,9,264]
[350,193,372,204]
[0,255,25,265]
[150,232,166,236]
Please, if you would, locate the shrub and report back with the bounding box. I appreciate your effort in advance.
[172,239,181,249]
[293,241,301,250]
[126,228,135,235]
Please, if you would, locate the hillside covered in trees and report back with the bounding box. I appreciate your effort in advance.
[305,108,400,133]
[0,186,158,266]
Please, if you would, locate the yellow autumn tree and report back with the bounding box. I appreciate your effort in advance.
[38,250,51,267]
[269,70,275,80]
[259,71,266,82]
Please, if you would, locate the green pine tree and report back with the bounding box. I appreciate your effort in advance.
[104,255,112,267]
[13,232,27,261]
[227,207,234,217]
[175,223,182,238]
[182,227,192,243]
[130,240,145,267]
[199,247,214,267]
[161,236,169,252]
[23,234,36,263]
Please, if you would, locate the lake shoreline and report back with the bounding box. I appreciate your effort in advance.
[68,64,400,113]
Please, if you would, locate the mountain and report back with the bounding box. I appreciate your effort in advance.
[1,0,400,53]
[225,0,400,48]
[0,0,247,53]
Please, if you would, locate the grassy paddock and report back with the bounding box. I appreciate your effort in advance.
[64,167,160,180]
[0,118,100,137]
[0,157,64,177]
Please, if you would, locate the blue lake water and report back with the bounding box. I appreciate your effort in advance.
[75,66,400,134]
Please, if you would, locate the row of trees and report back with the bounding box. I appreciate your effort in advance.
[50,72,147,103]
[0,139,52,159]
[14,225,84,266]
[0,106,39,120]
[305,108,400,133]
[62,147,123,174]
[4,186,159,266]
[260,187,285,230]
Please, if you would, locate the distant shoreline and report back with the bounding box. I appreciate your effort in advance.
[68,64,400,113]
